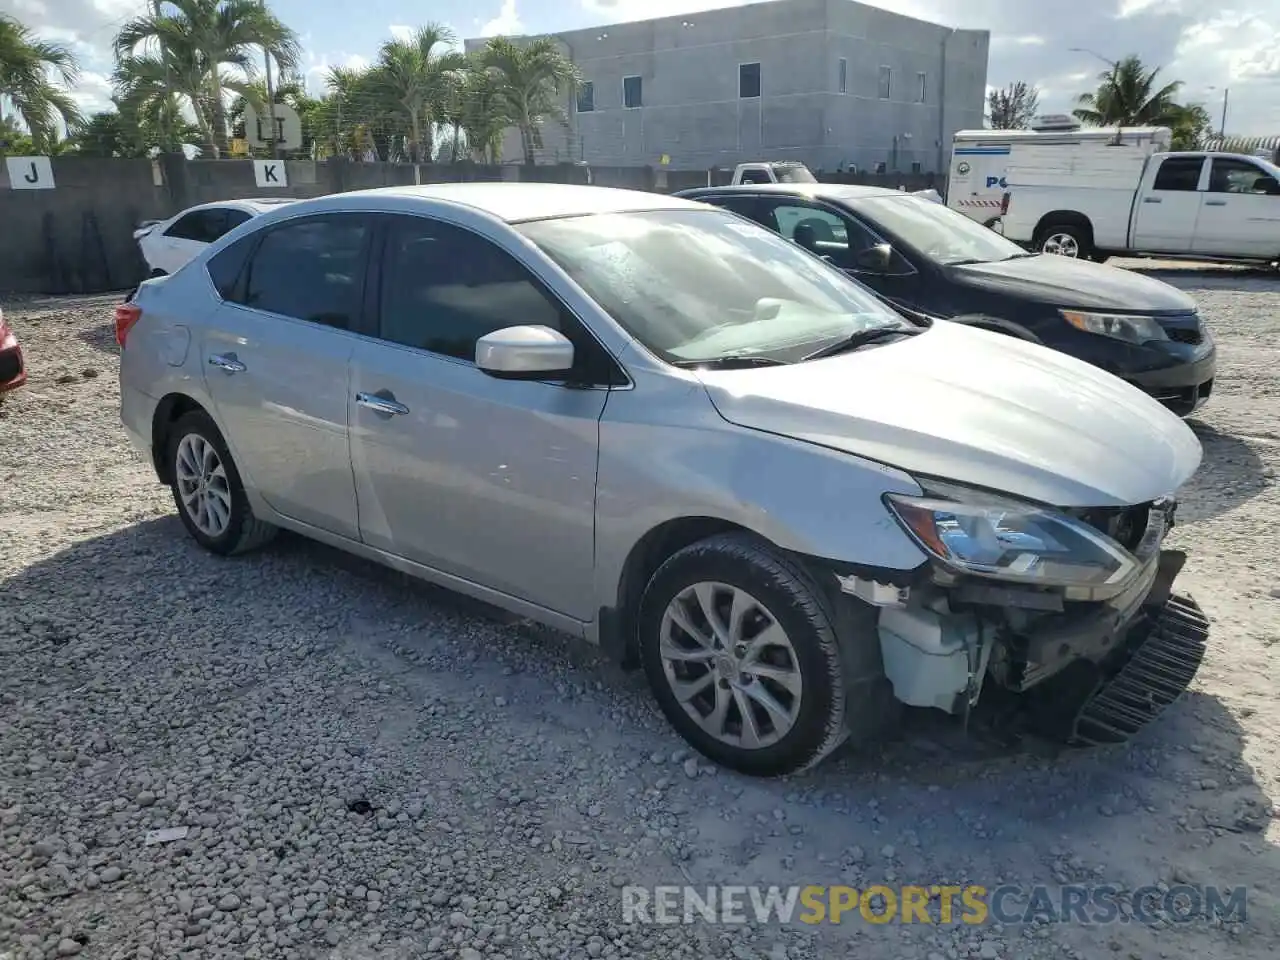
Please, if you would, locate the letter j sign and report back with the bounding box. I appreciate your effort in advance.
[253,159,288,188]
[6,156,56,189]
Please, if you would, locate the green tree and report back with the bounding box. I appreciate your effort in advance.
[368,24,465,163]
[0,14,84,149]
[480,36,580,165]
[1169,102,1213,150]
[986,81,1040,130]
[457,59,511,163]
[1073,54,1184,127]
[114,0,299,157]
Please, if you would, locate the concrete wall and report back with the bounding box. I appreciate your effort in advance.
[0,155,943,295]
[0,157,710,295]
[466,0,989,173]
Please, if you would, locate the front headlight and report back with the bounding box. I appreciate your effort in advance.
[885,480,1137,590]
[1060,309,1169,345]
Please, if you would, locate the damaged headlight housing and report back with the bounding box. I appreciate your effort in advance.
[885,480,1138,590]
[1060,309,1169,345]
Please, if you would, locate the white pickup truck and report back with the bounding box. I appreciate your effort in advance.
[1002,147,1280,264]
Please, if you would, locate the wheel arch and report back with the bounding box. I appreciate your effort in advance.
[150,393,211,484]
[1033,211,1094,247]
[599,516,755,669]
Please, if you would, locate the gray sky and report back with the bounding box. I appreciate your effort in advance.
[4,0,1278,136]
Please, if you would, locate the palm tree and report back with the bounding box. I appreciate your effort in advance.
[454,59,509,163]
[0,14,84,149]
[480,36,580,165]
[1073,55,1184,128]
[114,0,299,157]
[113,38,223,154]
[368,24,465,163]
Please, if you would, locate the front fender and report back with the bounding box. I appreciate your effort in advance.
[949,313,1043,343]
[592,368,930,618]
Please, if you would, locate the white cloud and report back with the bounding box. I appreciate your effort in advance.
[479,0,523,37]
[993,35,1046,47]
[66,70,115,114]
[388,24,414,43]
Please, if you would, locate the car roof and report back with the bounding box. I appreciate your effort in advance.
[262,182,706,224]
[682,183,909,203]
[179,198,299,217]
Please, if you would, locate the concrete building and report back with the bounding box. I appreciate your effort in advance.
[463,0,989,174]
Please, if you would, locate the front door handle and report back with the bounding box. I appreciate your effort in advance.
[1143,197,1162,204]
[1204,199,1227,206]
[208,353,246,373]
[356,391,409,416]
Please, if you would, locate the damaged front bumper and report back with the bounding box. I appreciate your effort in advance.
[848,546,1209,746]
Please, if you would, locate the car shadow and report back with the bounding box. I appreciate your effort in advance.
[4,518,1275,954]
[1177,420,1272,523]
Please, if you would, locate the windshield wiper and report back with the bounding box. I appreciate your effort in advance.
[802,326,922,362]
[671,355,787,370]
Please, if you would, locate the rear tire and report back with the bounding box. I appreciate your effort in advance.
[1035,222,1092,260]
[166,410,277,556]
[637,532,890,776]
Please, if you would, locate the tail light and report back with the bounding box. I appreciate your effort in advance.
[115,302,142,348]
[1000,191,1010,216]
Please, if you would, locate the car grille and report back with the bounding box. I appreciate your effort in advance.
[1158,313,1204,345]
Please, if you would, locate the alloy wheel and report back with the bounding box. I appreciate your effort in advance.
[658,581,804,750]
[175,433,232,538]
[1042,232,1080,257]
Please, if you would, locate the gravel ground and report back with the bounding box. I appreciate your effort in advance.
[1,270,1278,960]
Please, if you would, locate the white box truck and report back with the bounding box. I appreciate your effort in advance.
[947,118,1170,229]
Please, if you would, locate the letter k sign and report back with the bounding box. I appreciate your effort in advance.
[253,158,288,188]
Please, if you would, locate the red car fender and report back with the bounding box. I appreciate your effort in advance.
[0,313,28,394]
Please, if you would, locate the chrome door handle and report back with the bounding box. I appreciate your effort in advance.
[208,353,246,373]
[1143,197,1162,204]
[1205,199,1227,206]
[355,392,409,416]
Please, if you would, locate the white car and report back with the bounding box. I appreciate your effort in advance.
[134,199,299,276]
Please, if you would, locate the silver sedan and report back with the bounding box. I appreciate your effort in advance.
[117,182,1207,775]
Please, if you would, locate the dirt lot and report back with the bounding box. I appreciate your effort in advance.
[1,268,1278,960]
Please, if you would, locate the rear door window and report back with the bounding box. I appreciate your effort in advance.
[240,214,372,330]
[1151,157,1204,192]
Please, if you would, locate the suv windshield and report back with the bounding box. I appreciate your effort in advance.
[517,208,910,365]
[858,195,1029,265]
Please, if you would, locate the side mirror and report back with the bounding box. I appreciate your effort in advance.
[475,325,575,380]
[854,243,894,272]
[1253,176,1280,196]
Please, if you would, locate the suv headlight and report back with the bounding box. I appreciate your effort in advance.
[1060,309,1169,345]
[885,480,1138,590]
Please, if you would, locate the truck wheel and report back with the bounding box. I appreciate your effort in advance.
[637,533,895,777]
[1036,223,1092,260]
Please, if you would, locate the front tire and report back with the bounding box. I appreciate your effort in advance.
[638,533,853,777]
[166,410,277,556]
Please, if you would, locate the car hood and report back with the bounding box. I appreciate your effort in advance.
[948,254,1197,312]
[695,322,1202,508]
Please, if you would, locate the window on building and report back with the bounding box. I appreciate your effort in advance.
[739,62,761,99]
[916,72,926,103]
[623,75,642,109]
[838,58,847,94]
[576,81,594,113]
[910,161,923,174]
[878,66,892,100]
